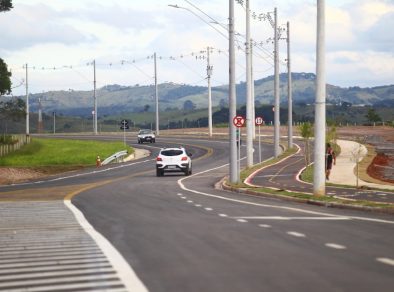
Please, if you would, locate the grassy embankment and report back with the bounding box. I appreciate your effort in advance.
[0,138,133,171]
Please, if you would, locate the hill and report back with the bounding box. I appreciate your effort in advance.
[22,73,394,117]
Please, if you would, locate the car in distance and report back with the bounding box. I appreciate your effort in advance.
[156,147,192,176]
[137,129,156,144]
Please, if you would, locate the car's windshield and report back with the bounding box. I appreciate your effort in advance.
[139,130,152,134]
[161,150,183,156]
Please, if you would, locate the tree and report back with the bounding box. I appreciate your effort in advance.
[0,58,12,96]
[298,122,314,167]
[183,100,196,111]
[365,108,381,124]
[0,0,13,12]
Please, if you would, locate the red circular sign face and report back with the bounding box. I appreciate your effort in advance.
[255,116,264,125]
[233,116,245,128]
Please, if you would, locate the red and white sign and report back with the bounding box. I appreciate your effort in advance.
[255,116,264,125]
[233,115,245,128]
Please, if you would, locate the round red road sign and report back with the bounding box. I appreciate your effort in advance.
[233,115,245,128]
[255,116,264,125]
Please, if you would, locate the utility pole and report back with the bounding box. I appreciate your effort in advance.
[93,59,97,135]
[245,0,253,167]
[207,46,213,137]
[287,21,293,149]
[251,40,256,140]
[38,97,43,133]
[273,7,281,158]
[53,111,56,134]
[229,0,238,183]
[154,52,159,136]
[314,0,326,196]
[25,63,29,136]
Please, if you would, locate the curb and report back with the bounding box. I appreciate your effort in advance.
[217,176,394,215]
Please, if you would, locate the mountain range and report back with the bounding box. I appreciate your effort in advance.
[25,73,394,117]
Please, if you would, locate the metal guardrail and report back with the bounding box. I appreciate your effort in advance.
[101,150,128,166]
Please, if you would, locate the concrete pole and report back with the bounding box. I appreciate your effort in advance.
[251,39,256,140]
[274,7,281,157]
[53,112,56,134]
[287,21,293,149]
[207,47,213,137]
[245,0,254,167]
[93,60,97,135]
[229,0,238,183]
[154,52,160,136]
[313,0,326,196]
[25,63,29,136]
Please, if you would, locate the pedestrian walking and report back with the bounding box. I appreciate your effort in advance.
[325,143,336,180]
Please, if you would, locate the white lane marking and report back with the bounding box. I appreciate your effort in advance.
[187,200,193,203]
[177,193,183,196]
[64,201,148,292]
[376,257,394,266]
[287,231,306,238]
[259,224,271,228]
[204,208,213,211]
[177,163,394,225]
[325,243,346,250]
[232,216,350,221]
[3,158,154,188]
[218,214,228,217]
[236,219,248,223]
[181,197,187,199]
[195,204,202,207]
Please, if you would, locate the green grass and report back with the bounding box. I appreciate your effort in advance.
[0,138,133,167]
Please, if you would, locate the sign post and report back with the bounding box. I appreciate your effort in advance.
[255,116,264,163]
[233,116,245,177]
[120,119,129,146]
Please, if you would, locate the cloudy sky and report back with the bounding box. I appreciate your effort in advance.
[1,0,393,95]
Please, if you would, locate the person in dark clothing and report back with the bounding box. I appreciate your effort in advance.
[325,143,336,180]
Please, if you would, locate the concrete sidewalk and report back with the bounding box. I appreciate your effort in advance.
[330,140,394,190]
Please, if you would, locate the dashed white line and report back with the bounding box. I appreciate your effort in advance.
[195,204,202,207]
[376,257,394,266]
[177,193,183,196]
[187,200,193,203]
[204,208,213,211]
[236,219,248,223]
[181,197,187,199]
[287,231,306,238]
[325,243,346,250]
[218,214,228,217]
[258,224,271,228]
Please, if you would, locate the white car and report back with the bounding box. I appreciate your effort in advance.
[156,147,192,176]
[137,129,156,144]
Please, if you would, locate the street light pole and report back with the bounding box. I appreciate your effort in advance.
[273,7,281,158]
[93,59,97,135]
[229,0,238,183]
[287,21,293,149]
[25,63,29,136]
[314,0,326,196]
[207,47,213,137]
[154,52,159,136]
[245,0,253,168]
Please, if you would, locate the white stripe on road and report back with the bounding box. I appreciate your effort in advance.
[287,231,306,238]
[64,201,148,292]
[232,216,350,221]
[325,243,346,250]
[376,257,394,266]
[236,219,248,223]
[258,224,271,228]
[177,163,394,225]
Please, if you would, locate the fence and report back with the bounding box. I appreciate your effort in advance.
[0,135,31,157]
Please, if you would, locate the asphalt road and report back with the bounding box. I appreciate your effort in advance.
[249,141,394,203]
[0,135,393,291]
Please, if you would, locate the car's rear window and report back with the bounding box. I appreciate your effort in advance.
[161,150,183,156]
[140,130,152,134]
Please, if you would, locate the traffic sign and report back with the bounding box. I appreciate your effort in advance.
[233,115,245,128]
[120,125,129,130]
[121,119,129,126]
[255,116,264,125]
